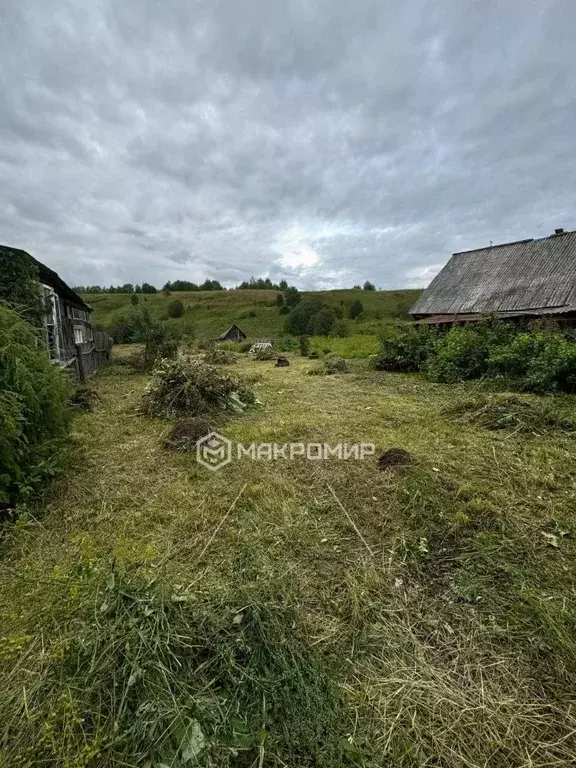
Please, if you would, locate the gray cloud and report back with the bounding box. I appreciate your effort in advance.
[1,0,575,290]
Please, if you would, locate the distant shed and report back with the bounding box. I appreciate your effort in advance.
[410,229,576,328]
[214,324,247,342]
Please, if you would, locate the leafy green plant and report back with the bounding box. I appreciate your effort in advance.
[167,299,185,319]
[372,324,436,372]
[0,305,71,507]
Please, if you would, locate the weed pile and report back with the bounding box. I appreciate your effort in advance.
[140,358,255,418]
[309,353,349,375]
[0,562,346,767]
[445,393,575,433]
[253,347,275,361]
[203,349,238,365]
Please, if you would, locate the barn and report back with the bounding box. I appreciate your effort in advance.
[214,324,247,342]
[410,228,576,328]
[0,245,111,379]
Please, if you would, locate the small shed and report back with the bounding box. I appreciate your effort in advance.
[410,228,576,328]
[214,324,247,342]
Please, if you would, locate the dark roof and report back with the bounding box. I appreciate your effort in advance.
[415,305,576,325]
[0,245,91,312]
[214,324,247,340]
[410,230,576,316]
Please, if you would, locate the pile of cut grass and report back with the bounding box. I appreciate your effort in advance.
[0,561,346,767]
[444,392,575,434]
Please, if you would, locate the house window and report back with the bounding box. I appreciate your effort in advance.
[74,325,87,344]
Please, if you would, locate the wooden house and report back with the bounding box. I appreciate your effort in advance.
[1,245,112,379]
[410,229,576,328]
[214,324,247,342]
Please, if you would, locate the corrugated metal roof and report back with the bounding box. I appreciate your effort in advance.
[410,230,576,316]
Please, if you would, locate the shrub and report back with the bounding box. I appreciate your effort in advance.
[309,353,349,375]
[348,298,364,319]
[373,324,436,372]
[333,319,349,337]
[140,359,255,418]
[489,331,576,393]
[426,318,516,383]
[167,300,185,319]
[0,247,46,326]
[0,305,71,507]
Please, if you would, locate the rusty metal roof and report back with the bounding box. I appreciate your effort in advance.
[410,230,576,316]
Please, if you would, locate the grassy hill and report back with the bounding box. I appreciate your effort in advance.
[85,288,421,343]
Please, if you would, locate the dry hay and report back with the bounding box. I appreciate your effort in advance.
[444,393,575,434]
[308,353,349,376]
[203,348,238,365]
[163,417,212,451]
[378,447,413,470]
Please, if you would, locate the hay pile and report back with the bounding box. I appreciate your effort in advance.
[309,353,349,376]
[444,393,574,434]
[140,359,255,419]
[203,349,238,365]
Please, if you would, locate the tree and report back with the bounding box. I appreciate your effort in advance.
[309,307,337,336]
[0,247,46,326]
[283,286,301,307]
[363,281,376,291]
[348,298,364,319]
[284,297,323,335]
[167,300,185,318]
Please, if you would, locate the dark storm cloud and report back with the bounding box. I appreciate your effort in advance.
[1,0,575,289]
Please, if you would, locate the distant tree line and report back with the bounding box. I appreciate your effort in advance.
[74,276,378,296]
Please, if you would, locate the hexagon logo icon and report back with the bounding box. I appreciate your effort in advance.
[196,431,232,471]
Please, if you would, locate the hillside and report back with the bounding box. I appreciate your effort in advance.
[84,288,421,341]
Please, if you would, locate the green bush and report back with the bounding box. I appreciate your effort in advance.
[167,300,185,319]
[489,331,576,393]
[426,317,516,383]
[373,324,436,372]
[0,305,71,507]
[299,335,310,356]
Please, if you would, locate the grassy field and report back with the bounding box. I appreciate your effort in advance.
[2,351,576,766]
[85,288,421,341]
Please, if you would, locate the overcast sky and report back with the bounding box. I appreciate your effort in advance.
[1,0,575,290]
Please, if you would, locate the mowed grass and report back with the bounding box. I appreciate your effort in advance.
[85,287,420,340]
[2,352,576,766]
